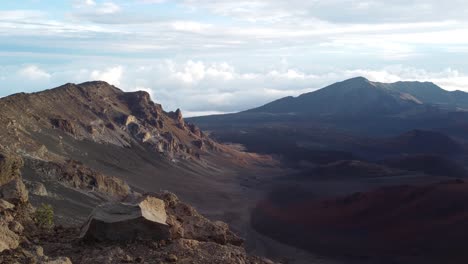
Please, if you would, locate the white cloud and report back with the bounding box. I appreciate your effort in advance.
[138,0,167,3]
[1,1,468,115]
[18,65,51,80]
[171,61,206,84]
[0,10,44,20]
[73,0,96,8]
[182,0,468,24]
[96,2,121,14]
[90,66,123,85]
[171,21,213,33]
[72,1,121,16]
[3,61,468,114]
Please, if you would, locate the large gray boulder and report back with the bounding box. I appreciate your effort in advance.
[80,196,170,242]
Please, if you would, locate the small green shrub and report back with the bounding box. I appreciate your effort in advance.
[34,204,54,229]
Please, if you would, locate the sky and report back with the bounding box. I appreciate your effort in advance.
[1,0,468,116]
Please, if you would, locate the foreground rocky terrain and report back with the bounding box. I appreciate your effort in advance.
[0,149,274,264]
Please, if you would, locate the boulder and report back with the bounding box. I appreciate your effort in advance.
[50,118,76,136]
[124,115,138,126]
[81,196,170,242]
[26,181,48,196]
[0,178,29,204]
[0,150,24,185]
[0,225,19,253]
[0,199,15,212]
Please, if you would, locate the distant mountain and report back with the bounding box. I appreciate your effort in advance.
[245,77,468,117]
[246,77,426,117]
[388,81,468,110]
[188,77,468,145]
[188,77,468,160]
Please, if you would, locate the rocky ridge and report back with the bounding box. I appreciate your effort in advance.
[0,81,223,162]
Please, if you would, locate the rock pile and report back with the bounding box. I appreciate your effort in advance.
[42,192,275,264]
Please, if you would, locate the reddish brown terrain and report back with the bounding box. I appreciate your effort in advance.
[252,180,468,263]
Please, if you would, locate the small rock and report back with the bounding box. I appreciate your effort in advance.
[9,221,24,234]
[150,241,160,249]
[0,199,15,212]
[34,246,44,257]
[26,181,48,196]
[122,254,133,263]
[166,254,178,262]
[135,256,144,263]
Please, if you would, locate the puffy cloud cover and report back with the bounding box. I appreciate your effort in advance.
[0,0,467,115]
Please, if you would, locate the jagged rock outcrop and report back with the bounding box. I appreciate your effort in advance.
[0,224,19,253]
[0,199,15,212]
[50,118,77,136]
[188,123,202,137]
[27,159,130,199]
[193,139,204,149]
[0,150,24,185]
[120,91,163,123]
[0,178,29,204]
[80,196,170,242]
[0,161,31,254]
[155,192,244,246]
[175,108,185,128]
